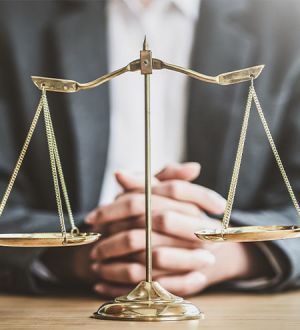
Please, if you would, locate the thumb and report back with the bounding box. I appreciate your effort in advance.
[156,162,201,182]
[115,171,160,191]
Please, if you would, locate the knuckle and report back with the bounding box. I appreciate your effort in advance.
[96,244,108,259]
[167,181,181,199]
[95,208,103,220]
[152,248,166,268]
[136,216,145,227]
[125,229,142,251]
[156,211,172,232]
[127,195,144,215]
[126,263,144,283]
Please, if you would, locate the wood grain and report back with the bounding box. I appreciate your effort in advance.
[0,291,299,329]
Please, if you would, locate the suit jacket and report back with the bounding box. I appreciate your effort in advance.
[0,0,300,293]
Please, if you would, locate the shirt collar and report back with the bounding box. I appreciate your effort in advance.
[172,0,201,21]
[121,0,201,21]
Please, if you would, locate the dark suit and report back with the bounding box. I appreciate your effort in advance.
[0,0,300,293]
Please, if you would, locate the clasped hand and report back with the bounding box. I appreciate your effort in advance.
[82,163,260,297]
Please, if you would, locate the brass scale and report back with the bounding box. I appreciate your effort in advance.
[1,38,300,321]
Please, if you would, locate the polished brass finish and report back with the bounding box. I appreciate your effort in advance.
[195,225,300,243]
[221,81,300,231]
[140,38,152,75]
[160,62,264,85]
[195,77,300,243]
[93,38,203,321]
[0,232,100,247]
[31,60,264,93]
[31,65,132,93]
[0,88,99,247]
[217,65,264,85]
[142,37,153,283]
[94,281,203,321]
[3,34,295,320]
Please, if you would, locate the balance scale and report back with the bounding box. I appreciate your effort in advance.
[0,37,299,321]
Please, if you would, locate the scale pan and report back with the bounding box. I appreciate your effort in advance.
[0,232,100,247]
[195,225,300,242]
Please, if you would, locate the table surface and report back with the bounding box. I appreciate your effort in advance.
[0,291,299,330]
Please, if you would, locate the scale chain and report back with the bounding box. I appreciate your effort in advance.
[0,91,77,239]
[251,84,300,218]
[42,90,67,239]
[43,99,79,235]
[222,80,300,230]
[222,82,253,230]
[0,98,44,217]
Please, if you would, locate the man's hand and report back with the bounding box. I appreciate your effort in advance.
[88,217,271,297]
[89,237,265,297]
[85,163,226,230]
[84,163,223,296]
[84,163,272,297]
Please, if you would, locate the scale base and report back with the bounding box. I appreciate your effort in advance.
[93,280,203,321]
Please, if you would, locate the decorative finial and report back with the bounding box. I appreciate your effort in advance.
[143,35,149,51]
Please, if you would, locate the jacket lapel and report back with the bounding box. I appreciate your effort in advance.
[187,0,268,206]
[51,1,109,212]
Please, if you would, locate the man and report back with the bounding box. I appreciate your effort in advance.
[0,0,299,296]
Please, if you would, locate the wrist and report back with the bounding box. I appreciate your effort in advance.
[232,243,275,280]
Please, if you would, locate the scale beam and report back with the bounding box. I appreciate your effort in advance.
[31,59,264,92]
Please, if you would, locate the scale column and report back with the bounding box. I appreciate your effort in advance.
[94,37,204,320]
[140,37,153,283]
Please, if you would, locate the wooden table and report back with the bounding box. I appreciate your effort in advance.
[0,291,299,329]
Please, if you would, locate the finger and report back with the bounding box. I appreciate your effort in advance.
[152,211,221,241]
[158,271,208,296]
[94,282,133,298]
[85,193,201,226]
[92,262,145,284]
[132,247,216,271]
[152,180,226,214]
[156,162,201,181]
[114,163,201,199]
[103,217,143,236]
[115,171,160,191]
[91,262,173,284]
[90,229,199,261]
[85,194,144,225]
[105,211,220,243]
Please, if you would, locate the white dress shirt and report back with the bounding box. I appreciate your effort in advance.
[99,0,201,205]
